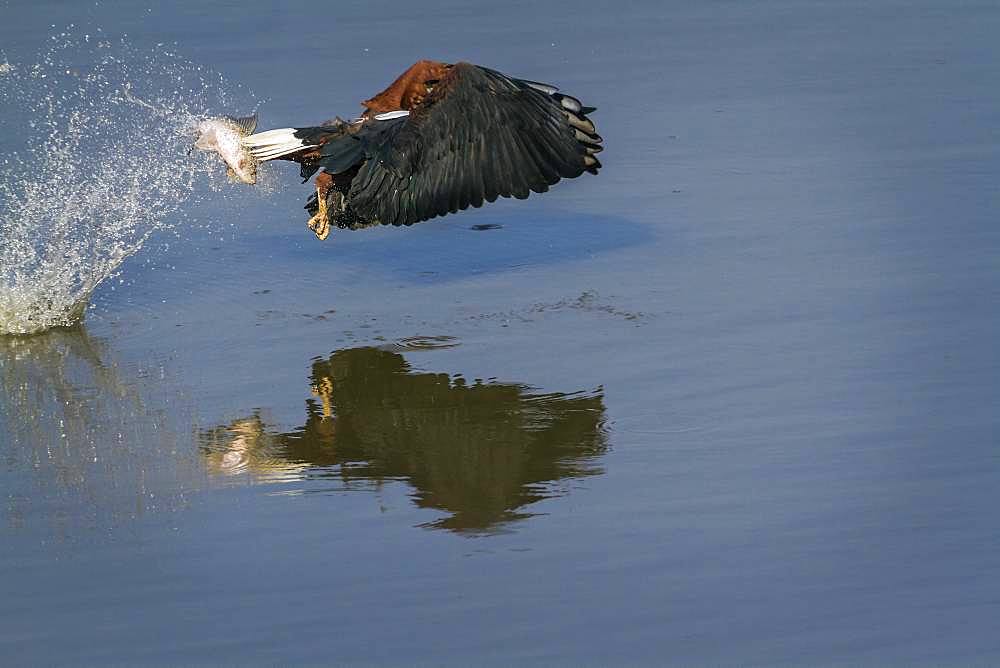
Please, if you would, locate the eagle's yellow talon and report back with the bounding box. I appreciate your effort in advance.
[306,186,331,241]
[314,219,330,241]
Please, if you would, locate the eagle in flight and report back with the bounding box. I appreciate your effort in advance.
[239,60,603,240]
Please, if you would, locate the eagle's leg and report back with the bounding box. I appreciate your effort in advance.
[306,192,330,241]
[306,193,330,240]
[306,172,333,241]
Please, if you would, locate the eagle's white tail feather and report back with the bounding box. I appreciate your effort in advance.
[242,128,316,161]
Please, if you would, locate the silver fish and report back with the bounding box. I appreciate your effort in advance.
[194,114,260,184]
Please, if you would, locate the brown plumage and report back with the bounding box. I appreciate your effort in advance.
[362,59,452,114]
[242,60,603,240]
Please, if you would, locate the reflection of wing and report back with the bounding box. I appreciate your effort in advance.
[348,63,602,227]
[199,346,608,534]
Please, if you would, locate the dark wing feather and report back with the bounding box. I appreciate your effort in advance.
[307,115,409,184]
[347,63,600,227]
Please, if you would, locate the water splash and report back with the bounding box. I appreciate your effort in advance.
[0,35,258,335]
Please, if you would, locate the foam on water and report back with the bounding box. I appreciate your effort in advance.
[0,35,258,335]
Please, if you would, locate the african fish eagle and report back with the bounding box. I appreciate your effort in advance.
[241,60,603,240]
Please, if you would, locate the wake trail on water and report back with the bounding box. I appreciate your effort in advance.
[0,35,262,335]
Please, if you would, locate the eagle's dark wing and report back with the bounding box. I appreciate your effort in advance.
[344,63,602,227]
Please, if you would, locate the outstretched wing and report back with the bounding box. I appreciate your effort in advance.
[346,63,602,227]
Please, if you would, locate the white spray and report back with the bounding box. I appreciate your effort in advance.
[0,36,260,335]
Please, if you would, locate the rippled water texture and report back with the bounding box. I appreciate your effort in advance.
[0,328,204,534]
[2,2,1000,665]
[0,37,255,334]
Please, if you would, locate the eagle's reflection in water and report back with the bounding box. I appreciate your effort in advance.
[201,346,608,533]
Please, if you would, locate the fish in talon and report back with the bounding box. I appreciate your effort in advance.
[193,113,260,184]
